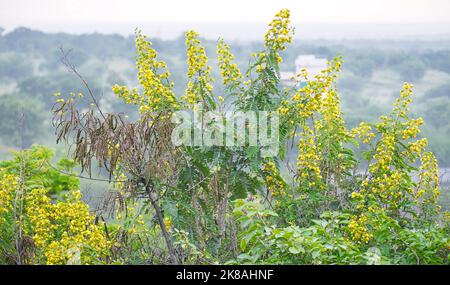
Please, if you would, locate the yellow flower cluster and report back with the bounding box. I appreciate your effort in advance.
[290,57,342,122]
[417,152,440,206]
[370,171,409,210]
[0,170,17,225]
[356,132,409,211]
[297,127,323,188]
[353,82,442,217]
[185,30,211,78]
[401,117,423,140]
[264,9,294,63]
[164,216,173,231]
[217,39,242,86]
[183,82,202,108]
[351,191,364,201]
[277,100,290,116]
[404,138,428,162]
[370,133,395,173]
[291,87,321,120]
[320,90,341,122]
[351,122,376,144]
[292,57,350,190]
[392,82,414,118]
[315,87,350,161]
[112,30,178,116]
[182,30,214,108]
[348,215,372,243]
[26,188,110,265]
[311,57,341,86]
[316,60,345,124]
[112,85,141,105]
[262,161,287,198]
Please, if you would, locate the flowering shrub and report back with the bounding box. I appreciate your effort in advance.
[0,9,448,265]
[232,197,448,264]
[0,147,109,264]
[25,188,110,264]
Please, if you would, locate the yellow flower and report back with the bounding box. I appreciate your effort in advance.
[264,9,294,63]
[0,170,17,224]
[217,39,242,86]
[417,151,440,206]
[183,30,214,109]
[25,188,110,264]
[112,30,179,116]
[351,122,375,143]
[164,216,172,230]
[297,126,323,186]
[348,215,372,243]
[262,162,286,199]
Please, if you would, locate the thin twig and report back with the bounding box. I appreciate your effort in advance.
[46,162,127,183]
[59,47,106,120]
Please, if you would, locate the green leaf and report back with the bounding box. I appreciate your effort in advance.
[240,238,247,251]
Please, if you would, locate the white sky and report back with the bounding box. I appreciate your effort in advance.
[1,0,450,39]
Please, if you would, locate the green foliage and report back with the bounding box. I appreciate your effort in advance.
[0,146,88,264]
[0,145,78,195]
[232,197,449,265]
[0,53,32,80]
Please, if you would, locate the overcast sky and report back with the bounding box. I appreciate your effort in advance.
[1,0,450,39]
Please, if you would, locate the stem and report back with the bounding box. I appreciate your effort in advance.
[147,187,179,265]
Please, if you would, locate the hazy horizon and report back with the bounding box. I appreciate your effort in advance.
[2,22,450,42]
[1,0,450,40]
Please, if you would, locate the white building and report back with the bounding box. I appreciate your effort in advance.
[295,55,328,78]
[280,55,328,86]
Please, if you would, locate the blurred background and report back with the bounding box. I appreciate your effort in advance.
[1,0,450,207]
